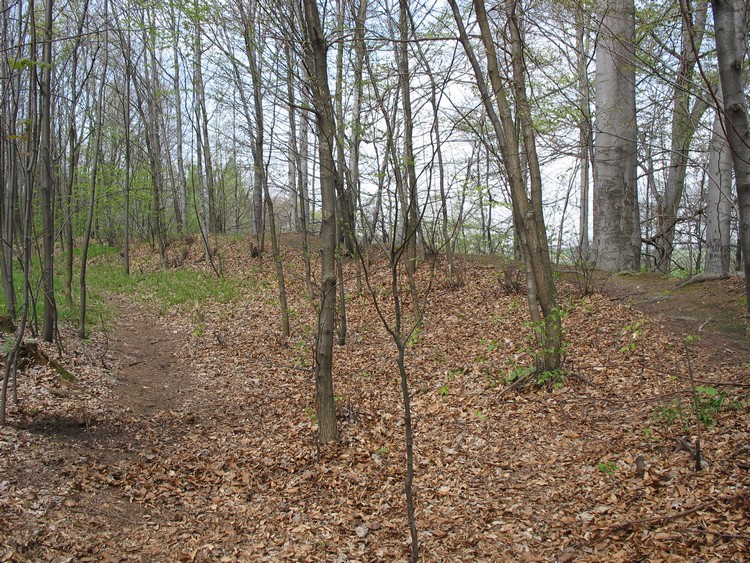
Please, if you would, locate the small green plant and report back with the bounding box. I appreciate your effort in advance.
[483,338,501,352]
[375,446,390,455]
[522,306,570,369]
[620,320,645,353]
[431,350,447,363]
[505,364,535,384]
[536,369,566,389]
[641,427,657,440]
[293,341,311,368]
[508,298,520,313]
[1,338,16,355]
[685,334,702,343]
[406,325,421,349]
[447,368,462,379]
[596,461,618,475]
[192,323,205,337]
[693,386,726,426]
[655,402,686,427]
[304,406,317,422]
[439,384,450,397]
[473,408,487,421]
[656,387,728,430]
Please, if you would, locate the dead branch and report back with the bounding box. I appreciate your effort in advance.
[595,490,750,542]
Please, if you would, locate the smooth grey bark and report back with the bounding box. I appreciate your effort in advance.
[651,0,709,273]
[0,0,19,317]
[711,0,750,310]
[592,0,641,272]
[302,0,339,443]
[703,105,733,274]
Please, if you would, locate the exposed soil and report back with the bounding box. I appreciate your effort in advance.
[603,271,750,364]
[1,243,749,561]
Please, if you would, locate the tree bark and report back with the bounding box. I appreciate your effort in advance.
[652,0,709,273]
[711,0,750,311]
[169,1,188,235]
[79,0,108,339]
[592,0,641,272]
[397,0,421,319]
[303,0,339,443]
[40,0,56,343]
[450,0,563,371]
[703,103,733,274]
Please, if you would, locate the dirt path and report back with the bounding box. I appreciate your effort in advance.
[602,272,750,365]
[107,295,187,416]
[1,298,200,559]
[2,256,748,561]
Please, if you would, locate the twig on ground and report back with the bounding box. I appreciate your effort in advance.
[595,490,750,542]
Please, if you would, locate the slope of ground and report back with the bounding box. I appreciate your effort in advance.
[1,239,748,561]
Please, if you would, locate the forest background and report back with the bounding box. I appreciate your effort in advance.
[0,0,749,560]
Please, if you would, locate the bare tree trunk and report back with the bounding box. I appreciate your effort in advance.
[79,0,108,339]
[3,1,39,423]
[711,0,750,310]
[192,14,214,268]
[0,0,18,317]
[397,0,420,320]
[652,0,708,273]
[61,1,88,311]
[132,8,167,266]
[576,8,592,256]
[592,0,640,272]
[123,37,131,276]
[303,0,339,443]
[284,41,314,299]
[169,1,187,235]
[704,102,733,274]
[244,11,289,337]
[264,183,290,337]
[40,0,56,343]
[450,0,563,371]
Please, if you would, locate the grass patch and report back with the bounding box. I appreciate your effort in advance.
[0,244,242,332]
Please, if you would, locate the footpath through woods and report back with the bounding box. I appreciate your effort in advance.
[1,238,749,561]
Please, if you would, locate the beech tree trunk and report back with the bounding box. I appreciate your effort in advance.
[592,0,641,272]
[704,102,733,274]
[652,1,708,273]
[711,0,750,310]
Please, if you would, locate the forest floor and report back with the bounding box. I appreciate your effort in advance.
[1,237,749,561]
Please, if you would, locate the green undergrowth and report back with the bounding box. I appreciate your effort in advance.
[87,250,240,314]
[0,245,242,333]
